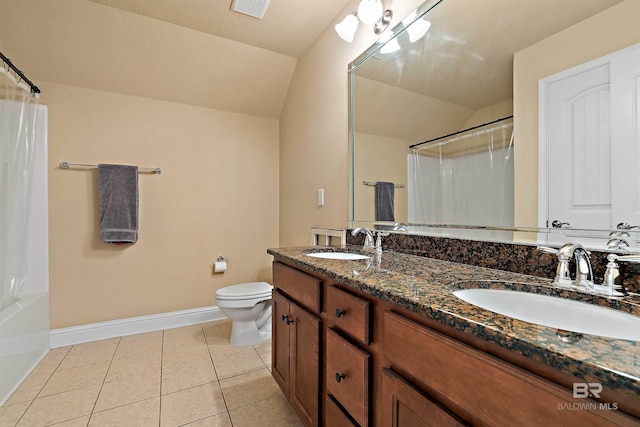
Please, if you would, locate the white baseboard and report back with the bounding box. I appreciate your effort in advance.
[50,305,226,348]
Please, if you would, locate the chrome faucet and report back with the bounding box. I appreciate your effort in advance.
[352,227,374,250]
[538,243,594,290]
[374,231,389,254]
[597,253,640,297]
[607,230,631,249]
[392,223,408,232]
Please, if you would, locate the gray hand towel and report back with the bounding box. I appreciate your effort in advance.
[375,181,395,222]
[98,164,139,244]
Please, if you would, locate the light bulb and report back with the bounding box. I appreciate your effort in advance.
[357,0,383,25]
[408,19,431,42]
[335,14,359,43]
[380,37,400,54]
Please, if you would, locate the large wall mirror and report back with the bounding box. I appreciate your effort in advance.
[348,0,640,248]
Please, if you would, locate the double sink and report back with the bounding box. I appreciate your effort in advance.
[304,250,640,342]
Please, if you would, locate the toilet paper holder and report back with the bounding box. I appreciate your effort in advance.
[211,256,229,273]
[211,256,229,266]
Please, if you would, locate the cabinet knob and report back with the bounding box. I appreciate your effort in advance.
[335,308,346,318]
[281,314,294,325]
[335,372,346,383]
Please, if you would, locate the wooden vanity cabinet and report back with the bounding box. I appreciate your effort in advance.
[382,311,638,427]
[271,260,639,427]
[272,263,322,427]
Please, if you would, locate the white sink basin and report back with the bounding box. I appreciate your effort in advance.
[453,288,640,341]
[305,252,370,260]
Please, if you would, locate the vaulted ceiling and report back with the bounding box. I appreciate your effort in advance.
[87,0,352,59]
[0,0,354,118]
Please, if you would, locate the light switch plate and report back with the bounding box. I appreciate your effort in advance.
[317,189,324,206]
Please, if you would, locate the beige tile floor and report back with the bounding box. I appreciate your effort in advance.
[0,320,303,427]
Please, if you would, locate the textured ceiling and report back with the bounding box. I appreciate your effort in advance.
[87,0,352,58]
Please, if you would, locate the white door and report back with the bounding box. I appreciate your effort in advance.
[611,46,640,229]
[541,43,640,230]
[545,63,611,229]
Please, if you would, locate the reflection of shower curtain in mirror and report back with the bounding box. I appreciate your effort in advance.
[408,125,514,227]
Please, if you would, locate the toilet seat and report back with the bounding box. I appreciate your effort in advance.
[215,282,273,301]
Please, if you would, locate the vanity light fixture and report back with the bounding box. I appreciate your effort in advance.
[335,0,393,42]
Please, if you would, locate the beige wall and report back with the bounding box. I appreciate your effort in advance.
[355,76,475,142]
[514,0,640,227]
[41,82,279,328]
[278,0,427,246]
[354,132,410,222]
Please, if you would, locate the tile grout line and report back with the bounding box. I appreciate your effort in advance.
[12,346,72,427]
[202,323,233,423]
[86,337,122,426]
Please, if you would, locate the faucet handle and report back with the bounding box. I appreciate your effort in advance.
[614,254,640,264]
[597,253,637,297]
[537,246,559,255]
[537,245,572,286]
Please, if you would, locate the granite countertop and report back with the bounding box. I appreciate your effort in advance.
[267,245,640,399]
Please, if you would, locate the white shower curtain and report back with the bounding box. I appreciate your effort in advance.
[0,66,39,310]
[408,123,514,227]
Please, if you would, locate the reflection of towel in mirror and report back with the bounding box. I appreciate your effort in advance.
[375,182,395,222]
[98,164,139,244]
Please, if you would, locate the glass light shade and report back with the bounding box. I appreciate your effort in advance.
[408,19,431,42]
[335,14,359,42]
[357,0,383,25]
[380,37,401,54]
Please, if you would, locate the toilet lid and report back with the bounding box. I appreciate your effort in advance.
[216,282,273,300]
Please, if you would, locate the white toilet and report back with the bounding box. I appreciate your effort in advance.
[215,282,273,346]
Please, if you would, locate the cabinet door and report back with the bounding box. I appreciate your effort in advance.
[272,290,291,395]
[290,303,321,427]
[382,368,466,427]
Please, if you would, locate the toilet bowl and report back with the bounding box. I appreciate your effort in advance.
[215,282,273,346]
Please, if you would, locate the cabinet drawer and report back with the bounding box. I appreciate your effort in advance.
[273,262,321,313]
[383,311,635,427]
[326,329,370,427]
[325,395,357,427]
[326,286,371,344]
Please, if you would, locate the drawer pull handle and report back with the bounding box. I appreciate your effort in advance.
[335,372,346,383]
[281,315,294,325]
[335,308,346,318]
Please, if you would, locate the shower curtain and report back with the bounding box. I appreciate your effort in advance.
[408,122,514,227]
[0,65,39,311]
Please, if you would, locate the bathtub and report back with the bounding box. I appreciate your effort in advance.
[0,104,50,406]
[0,292,50,405]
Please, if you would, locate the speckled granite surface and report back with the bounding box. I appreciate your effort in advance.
[347,232,640,293]
[267,245,640,400]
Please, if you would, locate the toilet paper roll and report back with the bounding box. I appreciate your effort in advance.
[213,261,227,273]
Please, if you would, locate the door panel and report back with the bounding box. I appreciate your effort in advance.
[546,62,611,229]
[272,290,291,395]
[611,45,640,233]
[290,303,321,427]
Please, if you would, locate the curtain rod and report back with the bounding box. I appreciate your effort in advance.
[409,115,513,149]
[0,51,41,95]
[60,162,162,174]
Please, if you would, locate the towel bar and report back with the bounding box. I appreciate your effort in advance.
[362,180,405,188]
[60,162,162,174]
